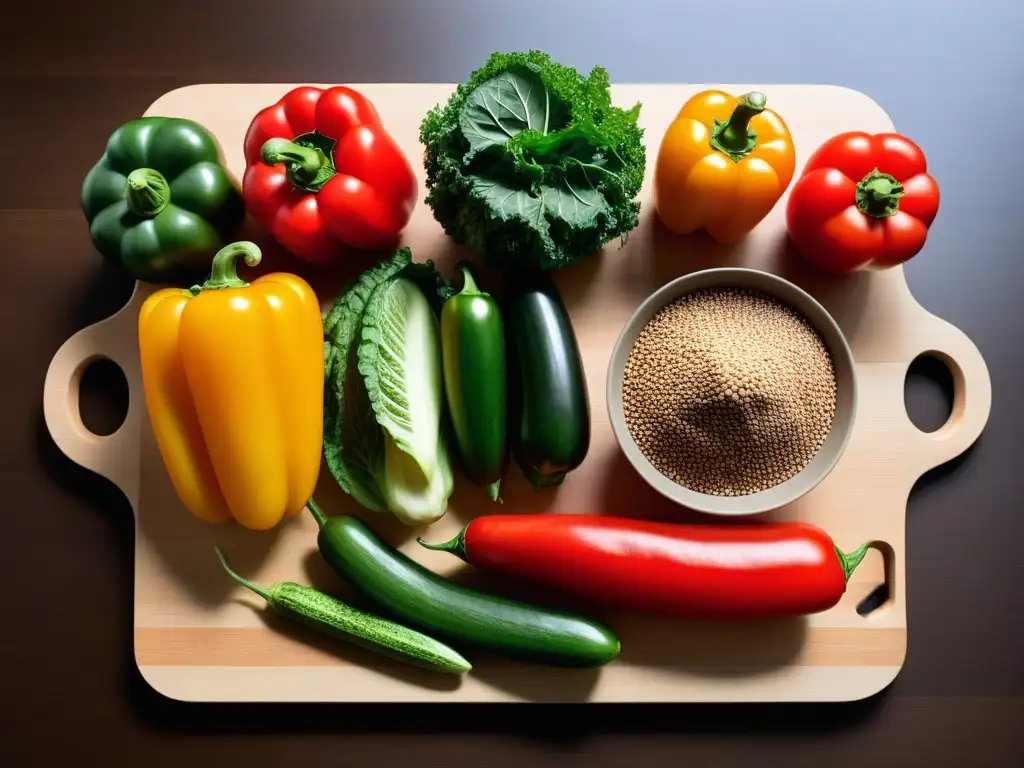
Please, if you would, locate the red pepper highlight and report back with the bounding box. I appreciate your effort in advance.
[420,515,869,620]
[242,86,418,264]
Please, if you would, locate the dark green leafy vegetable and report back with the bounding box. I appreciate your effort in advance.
[420,50,646,271]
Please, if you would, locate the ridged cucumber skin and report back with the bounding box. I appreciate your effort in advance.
[317,517,621,668]
[269,582,471,674]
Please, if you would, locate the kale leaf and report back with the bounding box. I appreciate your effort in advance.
[420,50,646,271]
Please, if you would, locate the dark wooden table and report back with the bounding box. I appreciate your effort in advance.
[4,1,1021,765]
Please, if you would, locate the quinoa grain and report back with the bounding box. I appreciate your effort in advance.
[622,288,837,496]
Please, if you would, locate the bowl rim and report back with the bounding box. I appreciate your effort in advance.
[605,267,858,517]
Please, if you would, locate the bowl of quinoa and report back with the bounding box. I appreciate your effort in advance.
[607,268,857,516]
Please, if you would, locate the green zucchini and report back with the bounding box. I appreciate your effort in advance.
[307,501,620,668]
[504,269,591,488]
[214,547,471,675]
[441,262,508,502]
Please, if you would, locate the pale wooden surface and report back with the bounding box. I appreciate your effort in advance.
[42,83,991,703]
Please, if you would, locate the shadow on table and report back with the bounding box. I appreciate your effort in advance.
[126,660,891,739]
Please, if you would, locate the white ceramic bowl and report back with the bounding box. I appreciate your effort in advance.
[606,268,857,517]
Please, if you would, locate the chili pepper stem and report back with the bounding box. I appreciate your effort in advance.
[125,168,171,218]
[306,497,329,528]
[456,261,482,296]
[855,169,905,218]
[198,241,261,291]
[417,527,469,562]
[836,542,871,583]
[214,546,272,602]
[709,92,767,162]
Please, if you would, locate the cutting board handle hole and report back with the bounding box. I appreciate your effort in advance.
[855,540,895,618]
[904,353,955,434]
[78,357,128,437]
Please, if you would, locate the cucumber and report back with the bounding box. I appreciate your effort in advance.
[214,547,471,675]
[441,263,508,502]
[307,502,620,668]
[504,269,591,488]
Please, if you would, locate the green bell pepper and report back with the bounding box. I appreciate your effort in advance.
[81,117,245,283]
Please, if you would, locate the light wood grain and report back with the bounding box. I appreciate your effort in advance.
[42,83,991,703]
[135,626,905,667]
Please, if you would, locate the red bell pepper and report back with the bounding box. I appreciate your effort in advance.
[420,514,869,620]
[785,131,940,273]
[242,86,418,264]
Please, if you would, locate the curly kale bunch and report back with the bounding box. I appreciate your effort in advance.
[420,50,646,271]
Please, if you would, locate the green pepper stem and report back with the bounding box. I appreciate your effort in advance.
[855,169,905,218]
[709,92,767,162]
[306,497,329,528]
[124,168,170,218]
[457,261,482,296]
[214,546,272,602]
[199,241,261,291]
[836,542,871,583]
[261,138,323,186]
[417,528,469,562]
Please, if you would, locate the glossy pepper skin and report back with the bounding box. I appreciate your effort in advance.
[138,241,323,530]
[81,117,245,283]
[654,90,795,244]
[786,132,940,273]
[242,86,418,264]
[441,263,508,502]
[421,515,869,620]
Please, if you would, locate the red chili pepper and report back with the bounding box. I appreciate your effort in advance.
[242,86,418,264]
[420,515,869,620]
[785,131,940,274]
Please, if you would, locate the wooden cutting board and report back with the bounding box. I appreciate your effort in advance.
[43,83,991,703]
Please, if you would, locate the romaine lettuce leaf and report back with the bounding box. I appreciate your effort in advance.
[322,249,454,525]
[358,276,444,478]
[322,249,412,511]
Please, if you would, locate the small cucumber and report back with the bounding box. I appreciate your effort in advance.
[504,269,590,488]
[307,502,620,668]
[214,547,471,675]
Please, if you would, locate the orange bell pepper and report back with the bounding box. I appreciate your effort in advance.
[138,241,323,530]
[654,90,796,244]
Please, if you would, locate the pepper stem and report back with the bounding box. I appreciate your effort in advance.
[306,497,329,528]
[417,527,469,562]
[709,92,767,162]
[199,241,261,291]
[856,169,905,218]
[214,546,272,602]
[457,261,482,296]
[836,542,871,583]
[125,168,170,218]
[261,138,330,190]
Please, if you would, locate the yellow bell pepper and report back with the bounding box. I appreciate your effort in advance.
[138,241,323,530]
[654,90,796,244]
